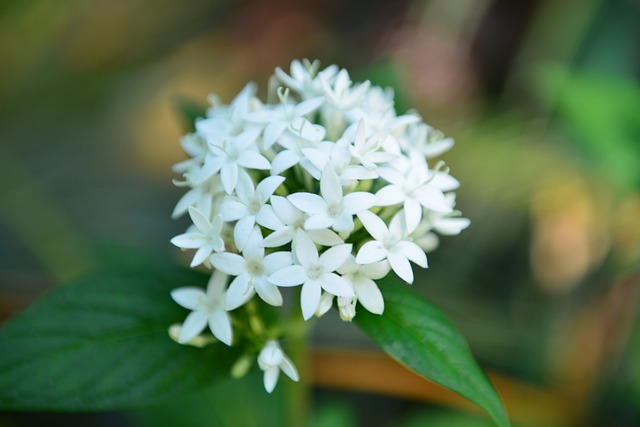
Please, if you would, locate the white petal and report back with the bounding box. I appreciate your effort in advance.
[342,192,377,214]
[171,232,207,249]
[388,253,414,283]
[294,229,319,267]
[294,96,324,116]
[262,227,294,247]
[238,151,271,170]
[321,273,354,297]
[234,216,256,251]
[191,245,213,267]
[255,176,286,204]
[395,241,428,268]
[234,128,260,151]
[304,214,334,230]
[279,355,300,381]
[256,205,285,231]
[430,172,460,192]
[219,199,248,222]
[263,251,293,274]
[320,165,342,205]
[355,241,387,264]
[356,277,384,314]
[375,185,405,206]
[225,275,254,310]
[263,120,288,149]
[210,252,246,276]
[271,196,301,225]
[301,280,322,320]
[288,193,327,215]
[416,186,452,213]
[434,218,470,235]
[357,210,388,242]
[361,260,391,280]
[254,279,283,306]
[404,198,423,234]
[220,163,239,194]
[188,206,212,234]
[301,147,328,171]
[242,226,265,260]
[319,244,353,273]
[171,287,205,310]
[206,270,228,297]
[307,229,343,246]
[331,212,354,234]
[208,310,233,346]
[234,170,255,203]
[196,156,224,183]
[178,310,208,343]
[268,265,307,287]
[264,367,280,393]
[271,150,300,175]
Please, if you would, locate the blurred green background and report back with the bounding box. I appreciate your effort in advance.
[1,0,639,426]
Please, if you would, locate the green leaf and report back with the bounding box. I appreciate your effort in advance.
[354,277,510,427]
[0,265,238,411]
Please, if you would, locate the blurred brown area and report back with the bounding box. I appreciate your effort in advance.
[1,0,639,426]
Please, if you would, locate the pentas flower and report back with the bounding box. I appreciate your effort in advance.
[169,58,468,393]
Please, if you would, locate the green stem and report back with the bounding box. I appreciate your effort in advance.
[286,300,313,427]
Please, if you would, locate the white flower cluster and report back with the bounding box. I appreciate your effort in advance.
[169,59,469,392]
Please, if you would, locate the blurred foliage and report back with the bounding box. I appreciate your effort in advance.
[1,0,639,426]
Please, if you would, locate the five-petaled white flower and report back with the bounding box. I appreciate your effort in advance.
[269,229,354,320]
[258,340,299,393]
[170,207,224,267]
[171,270,233,346]
[356,210,428,284]
[210,227,292,309]
[288,165,377,235]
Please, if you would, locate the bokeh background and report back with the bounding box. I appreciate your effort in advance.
[1,0,639,426]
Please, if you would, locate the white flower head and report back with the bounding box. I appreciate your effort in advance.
[258,340,299,393]
[171,270,233,346]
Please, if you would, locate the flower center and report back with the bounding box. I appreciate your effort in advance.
[246,259,265,277]
[307,264,324,280]
[327,202,342,218]
[248,198,261,214]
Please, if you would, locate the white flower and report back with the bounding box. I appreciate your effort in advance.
[355,210,427,284]
[219,173,285,251]
[197,128,270,193]
[288,165,377,235]
[269,229,354,320]
[338,256,390,316]
[274,59,338,99]
[170,207,224,267]
[258,340,299,393]
[376,155,453,233]
[261,195,343,248]
[170,271,233,346]
[210,227,292,309]
[245,89,324,149]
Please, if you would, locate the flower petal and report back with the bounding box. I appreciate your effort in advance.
[225,275,254,310]
[320,165,343,206]
[375,185,405,206]
[279,355,300,381]
[269,265,307,287]
[342,192,377,214]
[221,163,239,194]
[178,310,208,343]
[319,243,353,272]
[262,227,293,247]
[238,150,271,170]
[395,241,428,268]
[188,206,212,234]
[254,279,283,306]
[234,216,256,252]
[208,310,233,346]
[264,366,280,393]
[307,229,343,246]
[356,277,384,314]
[288,193,327,215]
[171,287,205,310]
[357,210,388,242]
[293,228,319,267]
[255,176,286,204]
[301,279,322,320]
[355,241,387,264]
[170,232,207,249]
[321,273,354,298]
[210,249,245,274]
[271,150,299,175]
[388,252,414,283]
[263,251,293,273]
